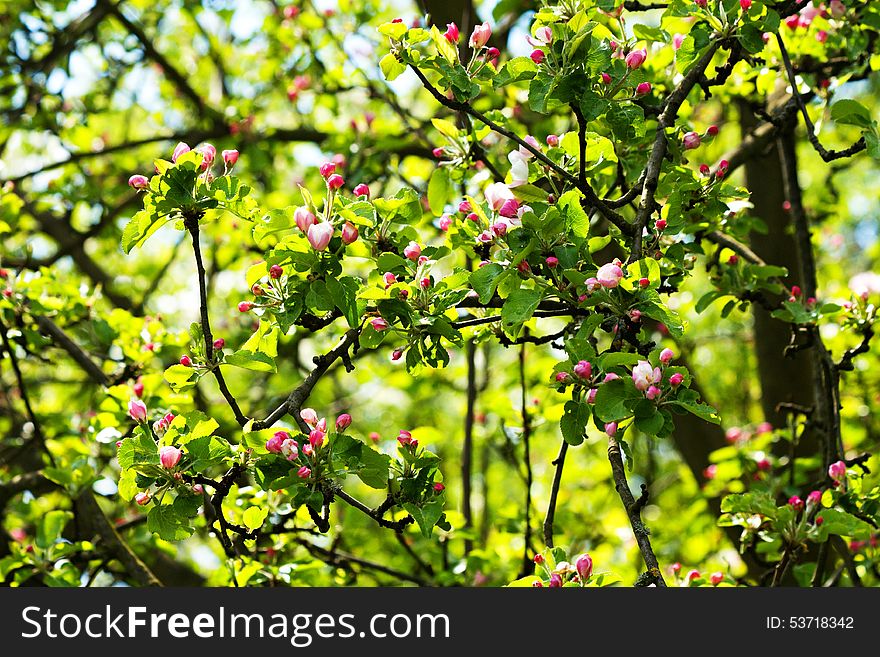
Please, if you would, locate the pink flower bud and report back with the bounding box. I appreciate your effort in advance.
[828,460,846,481]
[687,569,701,581]
[703,464,717,480]
[179,355,192,367]
[788,495,804,512]
[555,372,570,383]
[671,562,681,574]
[443,22,460,43]
[625,49,647,69]
[646,385,662,400]
[371,317,389,331]
[133,381,145,397]
[659,348,674,364]
[575,554,593,580]
[546,256,558,268]
[309,429,325,448]
[307,221,334,251]
[694,0,707,7]
[341,222,359,245]
[683,131,702,150]
[327,173,344,190]
[419,277,431,289]
[699,164,710,176]
[829,0,845,18]
[710,572,724,585]
[807,490,822,505]
[574,360,592,379]
[756,458,771,472]
[433,482,445,492]
[238,301,253,312]
[546,134,559,147]
[128,399,148,422]
[294,206,317,232]
[638,277,650,288]
[196,143,216,167]
[403,241,422,260]
[353,183,370,198]
[815,516,824,526]
[222,149,239,167]
[269,264,283,279]
[213,338,225,350]
[128,174,149,190]
[492,221,508,237]
[336,413,352,431]
[498,199,519,219]
[297,466,311,479]
[469,22,491,49]
[135,492,151,506]
[439,214,453,231]
[707,125,719,137]
[791,285,801,297]
[533,553,545,564]
[673,33,685,50]
[391,348,403,361]
[172,142,190,162]
[740,0,752,9]
[458,200,472,213]
[548,573,563,587]
[192,484,203,494]
[604,422,618,436]
[383,272,397,289]
[266,431,288,453]
[159,445,182,469]
[635,82,652,96]
[529,49,545,64]
[604,373,620,382]
[467,212,480,223]
[716,159,729,177]
[296,409,316,427]
[756,421,773,434]
[587,388,598,404]
[669,373,684,387]
[601,72,612,84]
[655,218,667,231]
[319,162,336,178]
[301,443,313,457]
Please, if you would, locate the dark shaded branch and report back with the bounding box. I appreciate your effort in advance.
[542,439,568,548]
[776,34,867,163]
[607,435,666,586]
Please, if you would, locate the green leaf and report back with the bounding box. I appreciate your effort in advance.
[500,288,543,334]
[720,491,777,517]
[830,99,873,129]
[427,168,451,216]
[164,363,197,392]
[815,508,874,539]
[242,506,269,531]
[560,400,590,445]
[36,510,73,550]
[493,57,538,87]
[593,379,641,422]
[379,53,406,81]
[666,389,720,424]
[117,432,159,470]
[469,263,506,304]
[403,500,444,538]
[147,505,194,541]
[225,350,277,372]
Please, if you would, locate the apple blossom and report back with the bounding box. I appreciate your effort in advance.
[294,206,317,232]
[172,142,190,162]
[632,360,661,391]
[604,422,618,436]
[159,445,182,469]
[297,466,311,479]
[546,134,559,147]
[222,149,239,167]
[353,183,370,198]
[327,173,344,190]
[596,262,624,288]
[128,399,148,422]
[341,222,359,245]
[443,22,459,43]
[828,460,847,481]
[575,554,593,580]
[470,22,491,49]
[307,221,334,251]
[319,162,336,178]
[683,132,702,150]
[625,49,646,69]
[135,492,151,506]
[403,241,422,260]
[371,317,389,331]
[635,82,652,96]
[669,373,684,387]
[336,413,352,431]
[660,348,675,364]
[128,175,149,190]
[788,495,805,512]
[574,360,592,379]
